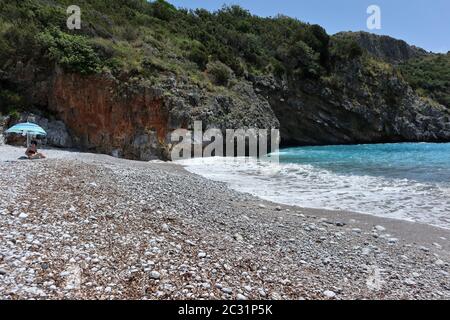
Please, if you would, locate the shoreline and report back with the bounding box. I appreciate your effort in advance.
[0,145,449,299]
[175,156,450,256]
[179,144,450,231]
[178,164,450,250]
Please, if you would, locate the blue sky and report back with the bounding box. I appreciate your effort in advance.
[167,0,449,53]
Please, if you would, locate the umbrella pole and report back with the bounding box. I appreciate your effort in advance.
[27,133,30,148]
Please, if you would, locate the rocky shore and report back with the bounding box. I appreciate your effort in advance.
[0,146,449,300]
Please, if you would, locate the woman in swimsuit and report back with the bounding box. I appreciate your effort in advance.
[25,140,46,159]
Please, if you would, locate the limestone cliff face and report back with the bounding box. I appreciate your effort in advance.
[45,69,279,160]
[1,64,279,160]
[253,59,450,146]
[48,69,171,160]
[334,31,430,64]
[2,56,449,161]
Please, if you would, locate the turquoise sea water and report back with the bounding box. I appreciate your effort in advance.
[179,143,450,229]
[279,143,450,184]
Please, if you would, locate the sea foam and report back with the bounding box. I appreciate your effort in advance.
[177,148,450,229]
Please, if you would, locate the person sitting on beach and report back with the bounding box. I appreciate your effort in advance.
[25,140,46,159]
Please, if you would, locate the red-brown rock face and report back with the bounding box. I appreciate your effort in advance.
[48,70,171,160]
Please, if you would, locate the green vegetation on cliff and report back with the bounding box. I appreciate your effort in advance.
[399,54,450,107]
[0,0,448,114]
[0,0,358,79]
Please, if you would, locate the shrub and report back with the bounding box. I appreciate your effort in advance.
[34,4,66,28]
[8,110,20,119]
[271,59,286,78]
[188,46,209,70]
[0,88,27,115]
[0,20,13,60]
[277,40,321,77]
[330,38,363,61]
[307,24,330,66]
[2,23,40,60]
[36,28,103,74]
[206,61,233,85]
[122,26,140,42]
[150,0,177,21]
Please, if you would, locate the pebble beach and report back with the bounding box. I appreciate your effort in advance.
[0,145,449,300]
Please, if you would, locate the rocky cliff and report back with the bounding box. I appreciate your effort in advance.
[0,115,7,145]
[255,59,450,146]
[4,57,447,159]
[48,69,170,160]
[1,1,449,160]
[334,31,430,64]
[1,63,279,160]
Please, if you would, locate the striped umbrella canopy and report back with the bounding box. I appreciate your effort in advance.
[5,122,47,136]
[5,122,47,147]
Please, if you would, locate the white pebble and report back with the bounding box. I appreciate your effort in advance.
[323,290,336,298]
[221,287,232,294]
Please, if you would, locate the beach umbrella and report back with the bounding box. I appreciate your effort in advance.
[5,122,47,147]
